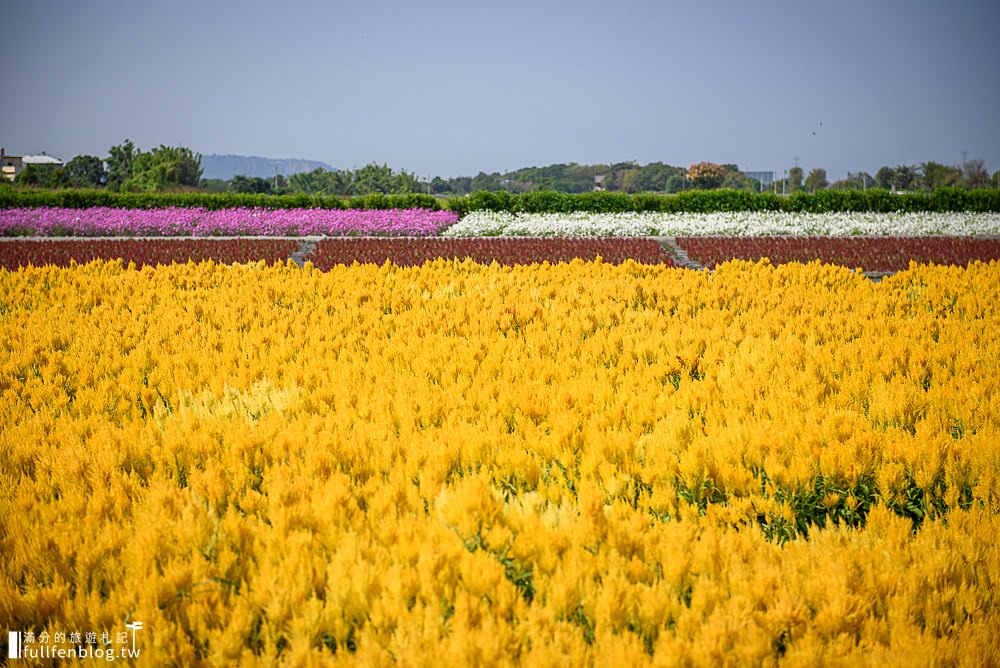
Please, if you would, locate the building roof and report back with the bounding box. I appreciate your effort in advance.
[21,154,63,165]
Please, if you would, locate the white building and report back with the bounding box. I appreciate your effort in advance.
[1,148,64,181]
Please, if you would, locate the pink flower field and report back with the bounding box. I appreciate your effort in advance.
[0,207,457,237]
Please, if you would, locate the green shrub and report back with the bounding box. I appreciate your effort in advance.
[930,187,1000,212]
[514,191,572,213]
[4,186,997,214]
[446,191,513,217]
[0,189,441,211]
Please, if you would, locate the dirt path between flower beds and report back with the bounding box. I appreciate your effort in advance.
[289,237,322,268]
[652,237,705,271]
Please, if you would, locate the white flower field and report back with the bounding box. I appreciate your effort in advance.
[442,210,1000,237]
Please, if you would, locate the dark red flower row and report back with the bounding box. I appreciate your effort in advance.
[4,237,999,273]
[675,236,1000,272]
[307,237,675,270]
[0,239,301,270]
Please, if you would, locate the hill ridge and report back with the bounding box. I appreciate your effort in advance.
[201,154,334,181]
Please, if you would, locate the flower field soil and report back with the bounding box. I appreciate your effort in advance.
[309,237,675,269]
[676,236,1000,272]
[0,238,301,270]
[2,260,999,665]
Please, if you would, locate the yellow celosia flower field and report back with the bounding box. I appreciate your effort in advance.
[2,258,999,666]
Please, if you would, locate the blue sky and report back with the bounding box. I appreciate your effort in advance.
[3,0,998,180]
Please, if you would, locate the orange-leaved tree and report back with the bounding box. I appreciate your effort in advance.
[686,162,727,189]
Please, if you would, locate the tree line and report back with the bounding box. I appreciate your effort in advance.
[7,140,998,195]
[780,158,995,194]
[12,140,203,192]
[12,140,429,197]
[204,158,1000,196]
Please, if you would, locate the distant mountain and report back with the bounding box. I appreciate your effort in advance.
[200,154,335,181]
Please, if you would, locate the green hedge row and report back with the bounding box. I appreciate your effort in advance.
[3,186,998,214]
[0,189,443,211]
[444,187,1000,216]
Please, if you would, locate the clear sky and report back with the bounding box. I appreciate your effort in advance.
[3,0,999,180]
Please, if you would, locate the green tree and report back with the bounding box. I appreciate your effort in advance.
[65,155,107,188]
[157,145,203,187]
[603,161,639,192]
[394,169,421,194]
[874,166,894,190]
[562,163,602,193]
[106,139,139,191]
[326,170,352,196]
[890,165,918,192]
[199,178,229,193]
[14,163,67,188]
[629,162,681,193]
[721,170,754,191]
[288,167,330,195]
[122,153,160,191]
[962,158,989,189]
[229,175,273,194]
[14,163,45,187]
[622,169,644,193]
[504,163,598,193]
[123,145,203,192]
[451,176,473,194]
[921,162,962,190]
[50,167,71,189]
[470,171,503,192]
[430,176,451,195]
[350,163,396,195]
[857,172,874,189]
[787,166,804,193]
[805,168,828,192]
[665,174,686,193]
